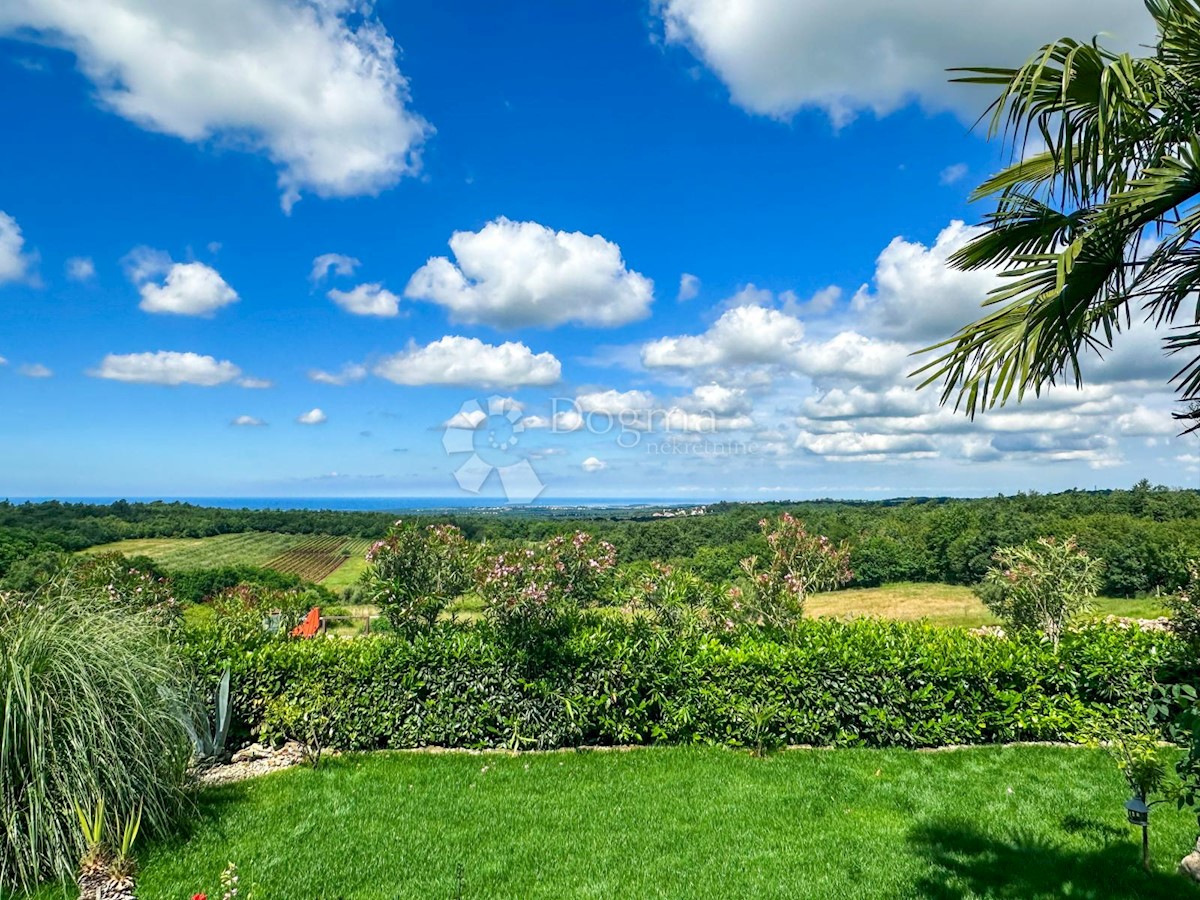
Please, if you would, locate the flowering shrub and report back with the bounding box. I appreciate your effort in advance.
[73,553,180,629]
[620,562,714,630]
[363,521,473,634]
[718,515,852,633]
[978,536,1103,650]
[477,532,617,641]
[1166,561,1200,652]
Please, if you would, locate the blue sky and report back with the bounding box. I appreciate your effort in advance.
[0,0,1195,502]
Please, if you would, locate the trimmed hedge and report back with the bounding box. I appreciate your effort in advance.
[182,619,1188,753]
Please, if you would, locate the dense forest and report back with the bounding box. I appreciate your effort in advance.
[2,481,1198,596]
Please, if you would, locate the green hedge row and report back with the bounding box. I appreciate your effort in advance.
[182,619,1189,753]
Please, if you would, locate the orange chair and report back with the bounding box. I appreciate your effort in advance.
[290,607,321,638]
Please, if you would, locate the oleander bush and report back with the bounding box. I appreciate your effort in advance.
[179,616,1190,756]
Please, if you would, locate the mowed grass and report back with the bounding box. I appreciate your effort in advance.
[29,746,1199,899]
[809,582,1166,628]
[83,533,374,586]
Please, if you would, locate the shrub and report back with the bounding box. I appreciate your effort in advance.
[0,580,191,892]
[476,532,617,648]
[978,536,1103,650]
[364,522,473,635]
[208,583,320,647]
[202,618,1181,756]
[1166,561,1200,651]
[719,515,851,633]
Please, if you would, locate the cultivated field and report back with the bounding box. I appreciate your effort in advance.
[83,533,373,585]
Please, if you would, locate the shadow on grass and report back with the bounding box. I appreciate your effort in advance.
[908,818,1194,899]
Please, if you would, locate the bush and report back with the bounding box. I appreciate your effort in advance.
[363,522,473,635]
[476,532,617,650]
[0,581,191,892]
[719,515,852,633]
[978,537,1103,650]
[192,618,1182,756]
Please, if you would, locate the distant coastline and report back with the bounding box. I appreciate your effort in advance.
[2,496,712,514]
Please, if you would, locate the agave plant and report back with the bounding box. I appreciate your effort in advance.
[917,0,1200,430]
[186,667,233,763]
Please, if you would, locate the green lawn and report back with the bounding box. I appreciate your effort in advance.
[30,746,1200,899]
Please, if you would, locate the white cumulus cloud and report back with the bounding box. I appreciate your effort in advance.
[66,256,96,282]
[642,304,806,368]
[374,336,562,388]
[0,211,36,284]
[582,456,607,472]
[311,253,360,282]
[851,220,998,342]
[677,272,701,301]
[91,350,243,385]
[309,363,367,386]
[232,415,266,427]
[406,217,653,328]
[18,363,52,378]
[328,283,401,317]
[656,0,1151,125]
[135,258,239,316]
[297,408,327,425]
[0,0,431,210]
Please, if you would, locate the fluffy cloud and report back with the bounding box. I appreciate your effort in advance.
[297,408,327,425]
[642,303,907,383]
[656,0,1150,124]
[328,283,401,317]
[373,336,562,388]
[677,273,701,301]
[406,217,653,328]
[0,211,36,284]
[18,363,52,378]
[309,363,367,386]
[66,256,96,282]
[232,415,266,427]
[136,258,239,316]
[582,457,607,472]
[0,0,430,210]
[91,350,242,385]
[794,430,938,461]
[311,253,360,282]
[851,220,998,342]
[642,304,805,368]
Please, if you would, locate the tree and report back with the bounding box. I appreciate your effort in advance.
[977,537,1102,650]
[917,0,1200,431]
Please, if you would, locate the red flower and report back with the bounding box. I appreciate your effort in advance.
[192,894,207,900]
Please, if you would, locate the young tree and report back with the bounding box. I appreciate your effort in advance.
[978,536,1102,650]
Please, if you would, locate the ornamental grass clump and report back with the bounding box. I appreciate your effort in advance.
[0,578,192,892]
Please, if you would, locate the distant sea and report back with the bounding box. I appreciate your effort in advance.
[12,496,711,514]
